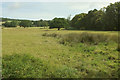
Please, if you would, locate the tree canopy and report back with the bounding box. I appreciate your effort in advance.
[49,18,69,30]
[19,20,32,28]
[70,2,120,31]
[3,20,18,27]
[33,20,48,27]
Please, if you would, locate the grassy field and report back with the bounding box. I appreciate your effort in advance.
[2,28,119,78]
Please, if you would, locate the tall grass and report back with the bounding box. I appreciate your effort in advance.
[42,33,61,38]
[59,32,118,45]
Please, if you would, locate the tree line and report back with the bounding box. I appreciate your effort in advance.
[1,1,120,31]
[71,2,120,31]
[2,18,50,28]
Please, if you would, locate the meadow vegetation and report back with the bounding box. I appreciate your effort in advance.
[2,28,119,78]
[1,1,120,78]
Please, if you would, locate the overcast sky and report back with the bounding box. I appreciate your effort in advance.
[1,0,120,20]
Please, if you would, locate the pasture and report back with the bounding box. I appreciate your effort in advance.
[2,28,119,78]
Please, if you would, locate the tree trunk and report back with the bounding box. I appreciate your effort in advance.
[58,27,60,30]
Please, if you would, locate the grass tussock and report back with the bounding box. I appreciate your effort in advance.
[42,33,61,38]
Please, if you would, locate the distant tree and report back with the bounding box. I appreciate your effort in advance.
[70,2,119,31]
[33,19,49,28]
[10,20,18,27]
[65,15,71,29]
[2,22,11,27]
[19,20,32,28]
[43,21,48,28]
[33,21,41,27]
[49,18,69,30]
[71,13,87,29]
[83,9,105,30]
[2,20,18,27]
[103,2,120,31]
[83,9,98,30]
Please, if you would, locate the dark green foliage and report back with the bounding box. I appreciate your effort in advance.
[71,9,105,30]
[10,21,19,27]
[2,18,50,27]
[71,2,120,31]
[71,13,87,29]
[2,22,11,27]
[49,18,69,30]
[19,20,32,28]
[2,21,18,27]
[33,19,48,27]
[65,15,72,29]
[103,2,120,31]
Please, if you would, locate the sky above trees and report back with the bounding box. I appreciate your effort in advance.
[1,0,119,20]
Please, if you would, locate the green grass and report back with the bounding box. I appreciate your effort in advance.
[2,28,119,78]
